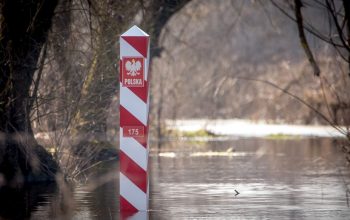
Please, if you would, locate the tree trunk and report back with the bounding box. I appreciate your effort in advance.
[0,0,59,186]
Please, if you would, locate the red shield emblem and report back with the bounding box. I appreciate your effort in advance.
[122,57,144,87]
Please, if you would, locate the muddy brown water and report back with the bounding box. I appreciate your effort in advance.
[1,138,350,219]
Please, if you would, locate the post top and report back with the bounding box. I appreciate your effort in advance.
[121,25,149,37]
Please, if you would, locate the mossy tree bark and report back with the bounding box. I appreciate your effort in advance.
[0,0,59,186]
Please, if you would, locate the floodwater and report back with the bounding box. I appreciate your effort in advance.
[1,138,350,219]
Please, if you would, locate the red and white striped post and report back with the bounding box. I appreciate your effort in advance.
[119,25,150,213]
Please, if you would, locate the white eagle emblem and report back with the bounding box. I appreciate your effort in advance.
[125,59,142,76]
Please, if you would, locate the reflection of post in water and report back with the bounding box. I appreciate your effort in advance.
[0,182,57,219]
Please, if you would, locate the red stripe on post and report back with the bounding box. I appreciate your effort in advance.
[120,151,148,193]
[120,195,138,212]
[121,36,149,58]
[120,105,144,127]
[127,80,148,103]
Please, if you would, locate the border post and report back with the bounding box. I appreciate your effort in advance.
[119,25,150,213]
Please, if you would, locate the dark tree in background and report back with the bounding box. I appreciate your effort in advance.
[0,0,59,185]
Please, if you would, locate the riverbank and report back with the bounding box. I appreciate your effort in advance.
[165,119,347,138]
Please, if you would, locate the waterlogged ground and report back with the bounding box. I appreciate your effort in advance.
[1,138,350,219]
[150,138,350,219]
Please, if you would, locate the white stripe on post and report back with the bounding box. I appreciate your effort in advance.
[120,85,148,125]
[120,173,148,210]
[120,37,143,58]
[120,128,148,171]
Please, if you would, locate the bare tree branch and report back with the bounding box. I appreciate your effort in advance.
[342,0,350,74]
[325,0,350,52]
[294,0,320,76]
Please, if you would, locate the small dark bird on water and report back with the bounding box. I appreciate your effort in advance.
[234,190,240,196]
